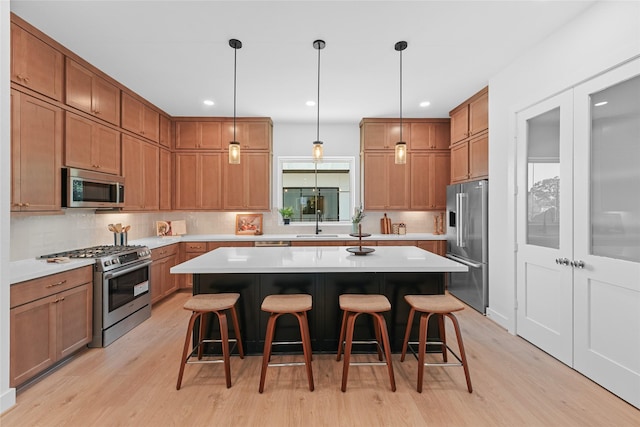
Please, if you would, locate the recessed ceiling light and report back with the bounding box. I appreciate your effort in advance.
[419,101,431,107]
[594,101,608,107]
[306,100,316,107]
[203,100,215,106]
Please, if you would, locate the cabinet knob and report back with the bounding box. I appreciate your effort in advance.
[24,202,30,207]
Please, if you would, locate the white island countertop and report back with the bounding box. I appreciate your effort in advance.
[171,245,467,274]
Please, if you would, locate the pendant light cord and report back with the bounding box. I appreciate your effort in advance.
[233,44,237,142]
[316,42,321,142]
[399,47,403,141]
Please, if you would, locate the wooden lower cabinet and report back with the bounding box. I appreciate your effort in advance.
[10,266,92,388]
[417,240,446,256]
[150,244,179,304]
[291,241,347,247]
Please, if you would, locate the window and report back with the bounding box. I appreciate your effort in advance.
[277,156,355,224]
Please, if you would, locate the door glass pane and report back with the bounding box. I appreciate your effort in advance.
[526,108,560,249]
[590,75,640,262]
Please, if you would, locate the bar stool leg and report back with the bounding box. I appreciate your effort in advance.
[400,307,416,362]
[341,311,358,392]
[197,312,206,360]
[259,313,278,393]
[373,312,396,392]
[336,309,348,361]
[296,312,315,391]
[417,313,431,393]
[177,311,199,390]
[438,314,448,362]
[447,313,473,393]
[373,318,383,361]
[229,305,245,358]
[216,311,232,388]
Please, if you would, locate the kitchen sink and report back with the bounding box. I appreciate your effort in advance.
[296,234,340,238]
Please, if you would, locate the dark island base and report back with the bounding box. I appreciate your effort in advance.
[193,272,446,354]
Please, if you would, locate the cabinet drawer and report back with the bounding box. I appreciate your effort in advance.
[11,266,92,308]
[151,244,179,260]
[183,242,207,253]
[377,240,418,246]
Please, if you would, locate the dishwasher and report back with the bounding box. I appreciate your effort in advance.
[254,241,291,247]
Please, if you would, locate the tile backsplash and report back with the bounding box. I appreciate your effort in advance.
[10,210,441,261]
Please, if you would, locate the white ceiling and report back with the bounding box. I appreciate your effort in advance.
[10,0,596,123]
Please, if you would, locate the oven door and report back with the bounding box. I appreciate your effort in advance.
[102,260,152,329]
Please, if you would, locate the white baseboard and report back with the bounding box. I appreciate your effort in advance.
[0,387,16,415]
[485,307,514,334]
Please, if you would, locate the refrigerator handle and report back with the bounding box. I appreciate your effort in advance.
[446,253,483,269]
[457,193,467,248]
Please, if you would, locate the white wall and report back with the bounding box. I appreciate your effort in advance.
[487,1,640,331]
[1,0,17,414]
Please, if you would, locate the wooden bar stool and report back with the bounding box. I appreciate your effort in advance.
[176,293,244,390]
[400,294,472,393]
[337,294,396,392]
[259,294,314,393]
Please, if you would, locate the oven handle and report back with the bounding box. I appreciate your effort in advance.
[103,260,152,280]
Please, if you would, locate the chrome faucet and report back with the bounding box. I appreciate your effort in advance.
[315,210,322,234]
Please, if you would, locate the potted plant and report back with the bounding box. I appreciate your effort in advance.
[351,205,365,234]
[278,206,294,225]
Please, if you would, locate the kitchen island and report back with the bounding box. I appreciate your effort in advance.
[171,245,467,353]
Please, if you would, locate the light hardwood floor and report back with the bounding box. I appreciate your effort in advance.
[2,290,639,426]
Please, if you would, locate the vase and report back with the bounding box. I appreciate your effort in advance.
[283,218,290,225]
[351,222,359,234]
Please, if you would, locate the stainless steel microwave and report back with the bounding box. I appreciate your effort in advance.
[62,168,125,209]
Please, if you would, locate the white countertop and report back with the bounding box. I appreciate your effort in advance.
[10,258,96,285]
[170,245,466,274]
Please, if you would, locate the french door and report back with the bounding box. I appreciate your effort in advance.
[516,92,574,366]
[517,57,640,408]
[572,59,640,408]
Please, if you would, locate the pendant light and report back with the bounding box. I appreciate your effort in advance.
[395,41,408,165]
[312,39,326,161]
[228,38,242,164]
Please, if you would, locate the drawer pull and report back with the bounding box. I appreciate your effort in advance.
[54,297,65,303]
[46,279,67,288]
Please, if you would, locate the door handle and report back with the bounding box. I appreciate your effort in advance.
[555,257,570,266]
[571,260,585,268]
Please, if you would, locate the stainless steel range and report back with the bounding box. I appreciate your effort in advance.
[41,245,152,347]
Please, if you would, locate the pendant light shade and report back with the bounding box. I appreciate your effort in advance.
[312,39,326,161]
[395,40,408,165]
[229,38,242,164]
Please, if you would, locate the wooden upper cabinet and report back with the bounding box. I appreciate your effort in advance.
[159,148,172,210]
[65,112,121,175]
[175,120,222,150]
[450,86,488,145]
[65,58,120,126]
[121,134,159,210]
[362,152,410,210]
[159,115,172,148]
[449,86,489,183]
[223,152,271,210]
[410,152,450,210]
[10,22,63,101]
[361,120,410,150]
[221,119,272,150]
[469,90,489,137]
[11,90,62,212]
[121,92,160,142]
[174,152,222,210]
[410,121,451,150]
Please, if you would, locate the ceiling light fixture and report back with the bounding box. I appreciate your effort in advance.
[228,38,242,165]
[312,39,326,162]
[395,41,408,165]
[203,99,214,106]
[419,101,431,107]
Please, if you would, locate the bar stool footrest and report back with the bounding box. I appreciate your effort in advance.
[406,340,464,366]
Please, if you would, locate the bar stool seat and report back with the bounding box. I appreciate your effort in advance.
[337,294,396,392]
[259,294,314,393]
[176,293,244,390]
[401,294,472,393]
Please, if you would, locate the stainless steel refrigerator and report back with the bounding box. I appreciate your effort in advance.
[446,180,488,313]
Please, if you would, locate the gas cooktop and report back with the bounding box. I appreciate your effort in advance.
[40,245,152,272]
